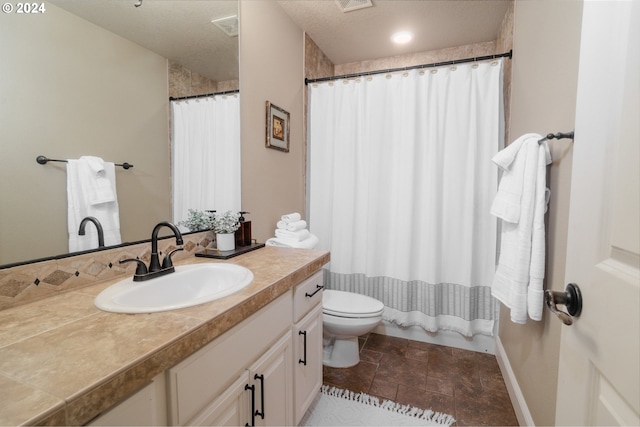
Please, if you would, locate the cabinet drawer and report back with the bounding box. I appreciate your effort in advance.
[293,270,324,323]
[167,291,292,426]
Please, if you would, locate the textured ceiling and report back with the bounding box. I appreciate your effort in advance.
[278,0,511,65]
[47,0,510,82]
[48,0,239,82]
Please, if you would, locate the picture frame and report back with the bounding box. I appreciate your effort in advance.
[265,101,290,152]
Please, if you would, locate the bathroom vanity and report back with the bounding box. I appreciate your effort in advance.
[0,247,329,426]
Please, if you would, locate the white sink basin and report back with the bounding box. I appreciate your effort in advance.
[95,263,254,313]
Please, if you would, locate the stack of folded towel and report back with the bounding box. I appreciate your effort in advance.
[265,212,319,249]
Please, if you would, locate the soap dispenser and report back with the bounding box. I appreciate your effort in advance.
[235,211,252,247]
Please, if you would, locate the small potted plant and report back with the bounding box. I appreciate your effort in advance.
[177,209,214,232]
[211,210,241,251]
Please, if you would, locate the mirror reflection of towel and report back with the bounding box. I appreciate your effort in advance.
[67,157,121,252]
[81,156,116,205]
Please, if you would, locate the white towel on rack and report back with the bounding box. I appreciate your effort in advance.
[490,135,551,323]
[81,156,116,205]
[67,158,121,252]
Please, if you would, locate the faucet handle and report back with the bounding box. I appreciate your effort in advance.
[162,248,184,269]
[119,258,148,276]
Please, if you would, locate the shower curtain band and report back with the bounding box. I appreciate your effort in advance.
[305,50,512,85]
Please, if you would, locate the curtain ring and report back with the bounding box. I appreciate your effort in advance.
[472,63,479,69]
[385,74,392,79]
[450,65,457,71]
[430,69,438,74]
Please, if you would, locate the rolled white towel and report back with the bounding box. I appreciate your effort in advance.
[275,228,310,242]
[276,220,288,229]
[280,212,301,223]
[285,220,307,231]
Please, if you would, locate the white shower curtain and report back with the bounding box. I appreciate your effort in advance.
[171,94,241,225]
[308,60,503,337]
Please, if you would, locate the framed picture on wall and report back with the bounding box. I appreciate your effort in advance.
[265,101,290,152]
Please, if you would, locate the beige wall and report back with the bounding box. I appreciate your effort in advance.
[239,0,305,242]
[1,1,171,265]
[499,1,583,425]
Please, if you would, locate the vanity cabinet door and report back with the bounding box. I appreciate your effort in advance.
[167,292,292,426]
[188,372,250,427]
[293,304,323,424]
[247,332,293,427]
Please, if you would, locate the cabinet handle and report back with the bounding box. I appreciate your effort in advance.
[298,330,307,366]
[244,384,255,426]
[254,374,265,419]
[305,284,324,298]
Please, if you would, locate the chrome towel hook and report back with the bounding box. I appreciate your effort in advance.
[545,283,583,325]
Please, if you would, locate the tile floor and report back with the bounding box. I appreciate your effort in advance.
[322,333,519,426]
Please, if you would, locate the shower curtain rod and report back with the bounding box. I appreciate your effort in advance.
[305,50,513,85]
[169,89,239,102]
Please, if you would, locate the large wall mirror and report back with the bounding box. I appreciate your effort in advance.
[0,0,239,267]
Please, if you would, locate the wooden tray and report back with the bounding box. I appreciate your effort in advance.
[194,243,265,260]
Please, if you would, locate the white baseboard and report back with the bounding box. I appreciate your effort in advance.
[373,321,495,354]
[494,336,535,426]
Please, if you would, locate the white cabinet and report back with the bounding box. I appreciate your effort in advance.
[187,333,292,427]
[167,291,293,426]
[95,269,325,427]
[187,372,249,426]
[247,332,292,426]
[292,271,324,424]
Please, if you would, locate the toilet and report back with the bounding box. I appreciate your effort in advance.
[322,290,385,368]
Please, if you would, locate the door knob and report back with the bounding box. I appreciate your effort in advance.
[545,283,582,325]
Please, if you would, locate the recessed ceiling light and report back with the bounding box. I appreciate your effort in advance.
[391,31,413,44]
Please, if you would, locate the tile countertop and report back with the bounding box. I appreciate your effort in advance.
[0,246,330,426]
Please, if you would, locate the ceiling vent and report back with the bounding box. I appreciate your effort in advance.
[335,0,373,13]
[212,15,238,37]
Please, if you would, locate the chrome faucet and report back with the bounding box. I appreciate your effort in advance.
[78,216,105,247]
[120,221,184,282]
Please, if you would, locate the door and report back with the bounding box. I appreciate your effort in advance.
[556,1,639,425]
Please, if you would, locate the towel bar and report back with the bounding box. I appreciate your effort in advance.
[36,155,133,169]
[538,131,574,144]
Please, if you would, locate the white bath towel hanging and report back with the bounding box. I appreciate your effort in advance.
[490,134,551,323]
[67,157,122,252]
[81,155,116,204]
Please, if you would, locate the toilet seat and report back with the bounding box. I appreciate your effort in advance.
[323,290,384,319]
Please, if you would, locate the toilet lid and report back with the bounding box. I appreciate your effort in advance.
[323,290,384,318]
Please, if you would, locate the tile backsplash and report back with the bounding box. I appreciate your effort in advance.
[0,231,214,312]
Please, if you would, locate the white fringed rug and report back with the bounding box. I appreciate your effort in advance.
[300,385,456,427]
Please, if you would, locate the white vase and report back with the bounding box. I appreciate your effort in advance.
[216,233,235,251]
